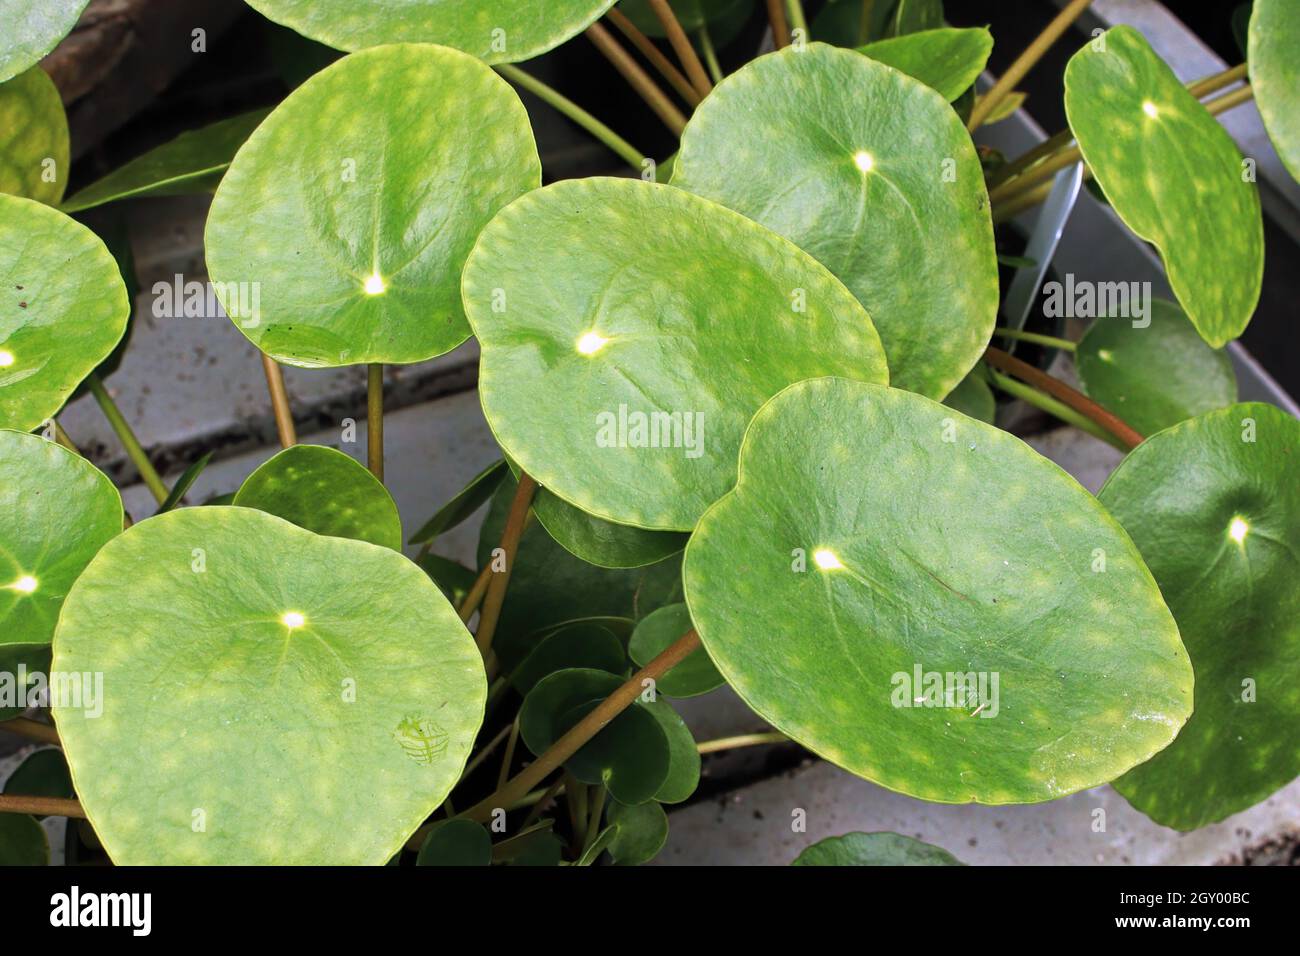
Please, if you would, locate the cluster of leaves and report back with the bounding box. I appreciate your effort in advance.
[1,0,1297,866]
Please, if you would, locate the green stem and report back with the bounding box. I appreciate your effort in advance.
[583,785,607,853]
[495,64,646,170]
[86,373,167,503]
[697,25,723,84]
[787,0,809,34]
[984,366,1127,451]
[696,731,789,754]
[990,328,1077,352]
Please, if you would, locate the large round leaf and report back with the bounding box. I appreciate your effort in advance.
[1064,27,1263,347]
[0,66,67,204]
[206,43,540,368]
[0,0,89,83]
[1249,0,1300,183]
[52,507,486,864]
[244,0,617,64]
[464,177,888,530]
[1099,403,1300,830]
[793,831,963,866]
[1077,300,1236,436]
[0,429,122,648]
[671,44,998,399]
[233,444,402,550]
[0,195,130,430]
[61,108,269,213]
[858,27,994,102]
[684,378,1193,804]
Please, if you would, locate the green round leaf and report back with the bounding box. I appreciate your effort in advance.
[245,0,617,64]
[53,506,486,864]
[1064,27,1263,347]
[0,0,90,83]
[858,27,994,102]
[233,444,401,550]
[793,831,964,866]
[606,798,668,865]
[61,109,270,214]
[558,699,670,805]
[0,66,68,204]
[1099,403,1300,830]
[464,176,888,530]
[671,44,998,399]
[643,695,700,804]
[629,603,723,697]
[0,195,131,430]
[416,819,491,866]
[1077,300,1237,436]
[942,369,996,424]
[520,668,670,805]
[1,429,122,647]
[0,812,47,865]
[510,621,626,694]
[206,43,541,368]
[684,378,1193,804]
[1249,0,1300,182]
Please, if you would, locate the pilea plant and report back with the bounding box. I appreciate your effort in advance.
[0,0,1295,868]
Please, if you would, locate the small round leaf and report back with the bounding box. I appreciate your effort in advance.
[510,622,627,694]
[671,44,998,399]
[0,66,68,204]
[53,507,486,864]
[606,799,668,865]
[416,819,491,866]
[464,177,888,530]
[1099,403,1300,830]
[1077,300,1237,436]
[629,603,723,698]
[0,195,130,430]
[684,378,1193,804]
[1,429,122,647]
[206,43,541,368]
[233,444,402,550]
[1064,27,1263,347]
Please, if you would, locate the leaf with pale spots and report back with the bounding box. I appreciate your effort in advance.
[0,0,89,83]
[61,109,270,213]
[233,444,401,550]
[245,0,618,64]
[684,378,1193,804]
[671,44,998,399]
[1064,27,1263,347]
[464,176,888,531]
[1100,403,1300,830]
[1249,0,1300,183]
[205,44,540,368]
[1077,300,1237,437]
[858,28,994,102]
[0,195,130,430]
[52,507,486,864]
[793,831,964,865]
[0,429,122,650]
[0,67,68,204]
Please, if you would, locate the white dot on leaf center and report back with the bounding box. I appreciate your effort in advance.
[9,575,38,594]
[281,611,306,629]
[813,549,843,570]
[363,273,386,296]
[0,350,14,368]
[1142,100,1159,119]
[576,331,608,355]
[853,151,875,173]
[1228,517,1249,544]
